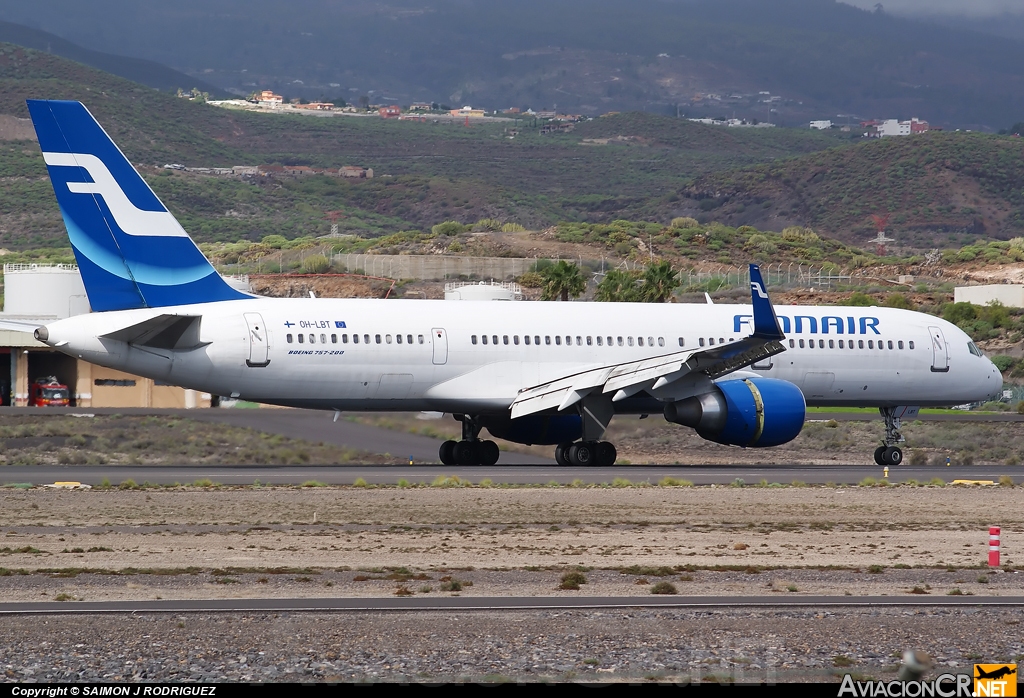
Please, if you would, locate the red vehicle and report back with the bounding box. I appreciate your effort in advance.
[30,376,70,407]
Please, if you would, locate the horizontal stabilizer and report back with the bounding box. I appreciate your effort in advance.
[101,314,206,351]
[0,319,43,334]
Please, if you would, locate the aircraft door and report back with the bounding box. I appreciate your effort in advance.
[431,328,448,365]
[927,326,949,372]
[244,312,270,367]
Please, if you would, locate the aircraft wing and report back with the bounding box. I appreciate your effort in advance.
[510,264,786,419]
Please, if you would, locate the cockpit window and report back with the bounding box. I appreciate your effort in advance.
[968,342,983,357]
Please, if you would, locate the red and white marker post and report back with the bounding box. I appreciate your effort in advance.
[989,526,1001,568]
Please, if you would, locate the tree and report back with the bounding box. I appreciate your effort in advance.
[541,260,586,301]
[640,260,679,302]
[1011,122,1024,136]
[595,269,642,302]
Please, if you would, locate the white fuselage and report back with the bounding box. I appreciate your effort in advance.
[41,299,1002,413]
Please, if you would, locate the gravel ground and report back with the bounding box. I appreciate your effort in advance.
[2,607,1022,682]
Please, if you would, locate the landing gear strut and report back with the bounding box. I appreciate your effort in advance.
[438,414,500,466]
[873,407,904,466]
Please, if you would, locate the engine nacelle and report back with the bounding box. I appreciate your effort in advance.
[481,414,583,446]
[664,377,805,447]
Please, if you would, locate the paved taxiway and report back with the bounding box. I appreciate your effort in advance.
[2,464,1020,485]
[3,595,1023,615]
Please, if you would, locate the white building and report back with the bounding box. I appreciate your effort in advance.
[809,120,832,130]
[954,284,1024,308]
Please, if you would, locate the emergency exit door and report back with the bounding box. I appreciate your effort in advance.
[431,328,448,365]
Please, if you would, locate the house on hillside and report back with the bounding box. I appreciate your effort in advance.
[809,120,832,130]
[409,102,433,112]
[340,166,374,179]
[379,105,401,118]
[450,106,486,118]
[863,117,931,137]
[294,102,335,111]
[255,90,283,107]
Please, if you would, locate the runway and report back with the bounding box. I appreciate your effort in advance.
[2,464,1021,485]
[3,595,1023,615]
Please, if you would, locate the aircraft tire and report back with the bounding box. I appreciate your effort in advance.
[568,441,594,466]
[596,441,617,466]
[873,446,886,466]
[439,440,458,466]
[554,442,572,466]
[454,440,479,466]
[884,447,903,465]
[479,440,500,466]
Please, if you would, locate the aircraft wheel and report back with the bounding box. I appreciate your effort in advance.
[439,440,458,466]
[478,440,500,466]
[596,441,617,466]
[873,446,886,466]
[884,447,903,465]
[554,442,572,466]
[568,441,594,466]
[453,440,478,466]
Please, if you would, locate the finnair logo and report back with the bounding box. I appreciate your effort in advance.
[750,281,768,299]
[42,152,188,238]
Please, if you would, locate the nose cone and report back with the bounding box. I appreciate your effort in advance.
[985,357,1003,401]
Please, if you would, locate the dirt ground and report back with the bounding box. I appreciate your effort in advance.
[1,486,1020,602]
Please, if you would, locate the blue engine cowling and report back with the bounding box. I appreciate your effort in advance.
[663,377,805,447]
[481,414,583,446]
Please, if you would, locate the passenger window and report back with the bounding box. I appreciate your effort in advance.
[573,336,579,346]
[524,336,530,345]
[627,337,634,347]
[396,335,403,344]
[838,340,844,349]
[658,337,664,347]
[678,337,684,347]
[699,338,705,347]
[909,341,915,350]
[708,338,714,346]
[819,340,824,348]
[503,335,509,345]
[888,340,893,350]
[365,334,371,344]
[617,337,623,346]
[309,334,316,344]
[492,335,498,345]
[607,336,613,346]
[331,334,337,344]
[375,335,382,344]
[482,335,488,345]
[407,335,413,344]
[868,340,873,349]
[829,340,834,348]
[286,334,293,343]
[472,335,478,345]
[638,337,644,347]
[597,336,603,346]
[514,335,520,345]
[898,341,904,350]
[719,338,724,345]
[534,336,540,345]
[555,336,562,345]
[565,336,571,346]
[353,334,359,344]
[798,339,804,348]
[789,339,794,348]
[298,334,304,344]
[321,334,327,344]
[342,334,349,343]
[587,336,593,346]
[859,340,864,349]
[545,336,551,345]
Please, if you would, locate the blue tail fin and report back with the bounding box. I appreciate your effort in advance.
[27,100,250,311]
[749,263,784,340]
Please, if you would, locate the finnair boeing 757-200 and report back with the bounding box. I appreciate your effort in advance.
[6,100,1002,466]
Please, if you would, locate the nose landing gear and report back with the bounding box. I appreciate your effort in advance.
[873,407,905,465]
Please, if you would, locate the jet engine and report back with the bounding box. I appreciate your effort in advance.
[481,414,583,446]
[664,377,805,447]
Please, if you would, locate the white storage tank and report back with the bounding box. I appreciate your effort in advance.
[444,281,522,301]
[3,264,90,318]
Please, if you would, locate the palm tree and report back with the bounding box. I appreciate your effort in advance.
[541,261,586,301]
[595,269,642,302]
[640,260,679,303]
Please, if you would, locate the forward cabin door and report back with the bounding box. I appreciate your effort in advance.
[244,312,270,367]
[928,326,949,372]
[431,328,448,365]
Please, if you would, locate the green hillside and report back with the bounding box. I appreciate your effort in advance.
[682,132,1024,247]
[0,44,850,248]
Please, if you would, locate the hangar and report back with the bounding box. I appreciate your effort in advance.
[0,264,249,408]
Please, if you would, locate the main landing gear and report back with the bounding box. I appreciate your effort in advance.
[873,407,904,466]
[554,440,617,466]
[438,414,500,466]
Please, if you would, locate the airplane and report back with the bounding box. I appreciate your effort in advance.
[6,100,1003,467]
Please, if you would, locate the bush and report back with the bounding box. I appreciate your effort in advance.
[559,571,588,590]
[431,221,467,236]
[650,581,678,595]
[301,254,331,274]
[670,217,699,229]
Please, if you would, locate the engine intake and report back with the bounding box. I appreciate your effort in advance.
[664,377,805,447]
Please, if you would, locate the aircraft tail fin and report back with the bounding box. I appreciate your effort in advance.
[26,99,250,311]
